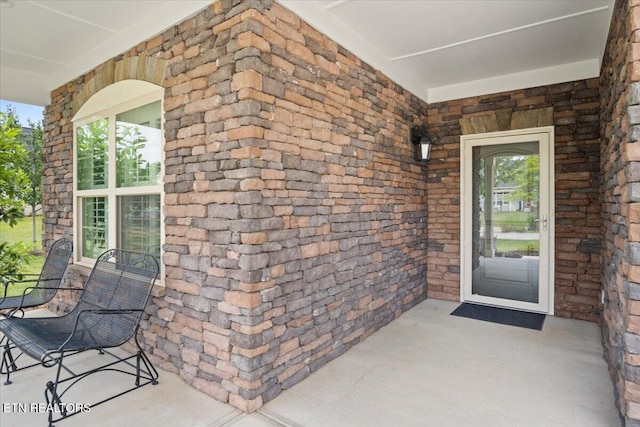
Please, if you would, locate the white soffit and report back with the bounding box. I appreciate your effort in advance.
[0,0,212,105]
[0,0,615,106]
[277,0,614,103]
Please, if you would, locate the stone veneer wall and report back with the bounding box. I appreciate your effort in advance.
[600,0,640,424]
[425,79,602,322]
[42,0,428,411]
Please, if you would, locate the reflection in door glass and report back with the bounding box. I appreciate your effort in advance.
[471,142,540,303]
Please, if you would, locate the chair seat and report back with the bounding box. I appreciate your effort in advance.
[0,316,108,361]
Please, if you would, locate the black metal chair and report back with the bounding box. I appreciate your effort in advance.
[0,238,73,316]
[0,249,159,427]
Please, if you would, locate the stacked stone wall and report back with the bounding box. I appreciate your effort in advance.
[600,0,640,424]
[43,0,429,410]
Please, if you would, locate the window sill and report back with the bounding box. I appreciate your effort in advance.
[69,263,166,298]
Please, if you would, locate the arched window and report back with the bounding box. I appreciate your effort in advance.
[73,80,164,266]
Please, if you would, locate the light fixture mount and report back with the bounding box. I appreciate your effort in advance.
[410,126,431,161]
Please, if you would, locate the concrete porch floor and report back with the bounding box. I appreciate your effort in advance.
[0,299,620,427]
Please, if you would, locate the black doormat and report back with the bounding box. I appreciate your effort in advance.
[451,303,545,330]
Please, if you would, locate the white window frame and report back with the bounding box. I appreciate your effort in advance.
[73,85,164,274]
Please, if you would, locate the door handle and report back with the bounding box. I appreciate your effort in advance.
[534,215,548,231]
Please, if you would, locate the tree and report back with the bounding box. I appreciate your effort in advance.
[0,241,31,286]
[507,155,540,209]
[493,156,525,187]
[475,155,526,204]
[116,124,150,187]
[19,120,43,254]
[0,110,30,283]
[0,111,27,226]
[76,119,108,189]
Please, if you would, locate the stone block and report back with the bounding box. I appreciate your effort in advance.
[237,31,270,53]
[183,295,211,313]
[231,69,263,92]
[229,394,263,413]
[632,183,640,202]
[209,204,240,219]
[631,106,640,126]
[631,243,640,266]
[225,291,263,309]
[629,283,640,301]
[239,253,270,271]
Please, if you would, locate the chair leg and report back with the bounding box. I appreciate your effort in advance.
[135,335,158,386]
[1,337,16,385]
[45,357,67,427]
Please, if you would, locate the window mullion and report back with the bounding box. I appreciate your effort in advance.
[108,114,118,251]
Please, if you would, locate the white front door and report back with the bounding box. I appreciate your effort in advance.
[460,127,554,314]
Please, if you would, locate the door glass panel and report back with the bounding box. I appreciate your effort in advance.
[471,142,540,303]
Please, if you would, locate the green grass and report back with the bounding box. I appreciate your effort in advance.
[496,239,538,254]
[493,211,531,225]
[480,211,536,232]
[0,215,45,297]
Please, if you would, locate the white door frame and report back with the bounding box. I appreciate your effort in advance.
[460,127,555,315]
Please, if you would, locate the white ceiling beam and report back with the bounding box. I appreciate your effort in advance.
[1,47,67,66]
[390,5,611,62]
[0,66,52,105]
[28,0,120,34]
[427,58,600,103]
[324,1,351,11]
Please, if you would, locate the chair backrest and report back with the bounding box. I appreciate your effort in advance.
[20,238,73,308]
[71,249,159,348]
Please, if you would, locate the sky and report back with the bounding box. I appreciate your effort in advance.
[0,99,45,126]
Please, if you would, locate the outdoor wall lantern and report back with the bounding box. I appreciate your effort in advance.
[410,126,431,161]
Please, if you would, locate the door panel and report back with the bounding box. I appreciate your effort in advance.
[461,128,554,314]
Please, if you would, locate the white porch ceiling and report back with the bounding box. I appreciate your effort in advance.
[0,0,211,106]
[0,0,614,106]
[279,0,614,103]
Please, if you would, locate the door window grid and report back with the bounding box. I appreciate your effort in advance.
[81,197,108,259]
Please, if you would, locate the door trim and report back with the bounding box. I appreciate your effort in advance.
[460,127,555,315]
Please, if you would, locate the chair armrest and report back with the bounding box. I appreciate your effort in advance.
[5,286,83,317]
[11,277,61,284]
[2,275,47,290]
[93,309,139,315]
[77,308,142,318]
[1,279,69,301]
[39,286,82,292]
[0,277,39,301]
[58,309,144,350]
[15,274,41,278]
[8,278,39,284]
[19,285,83,296]
[1,278,47,304]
